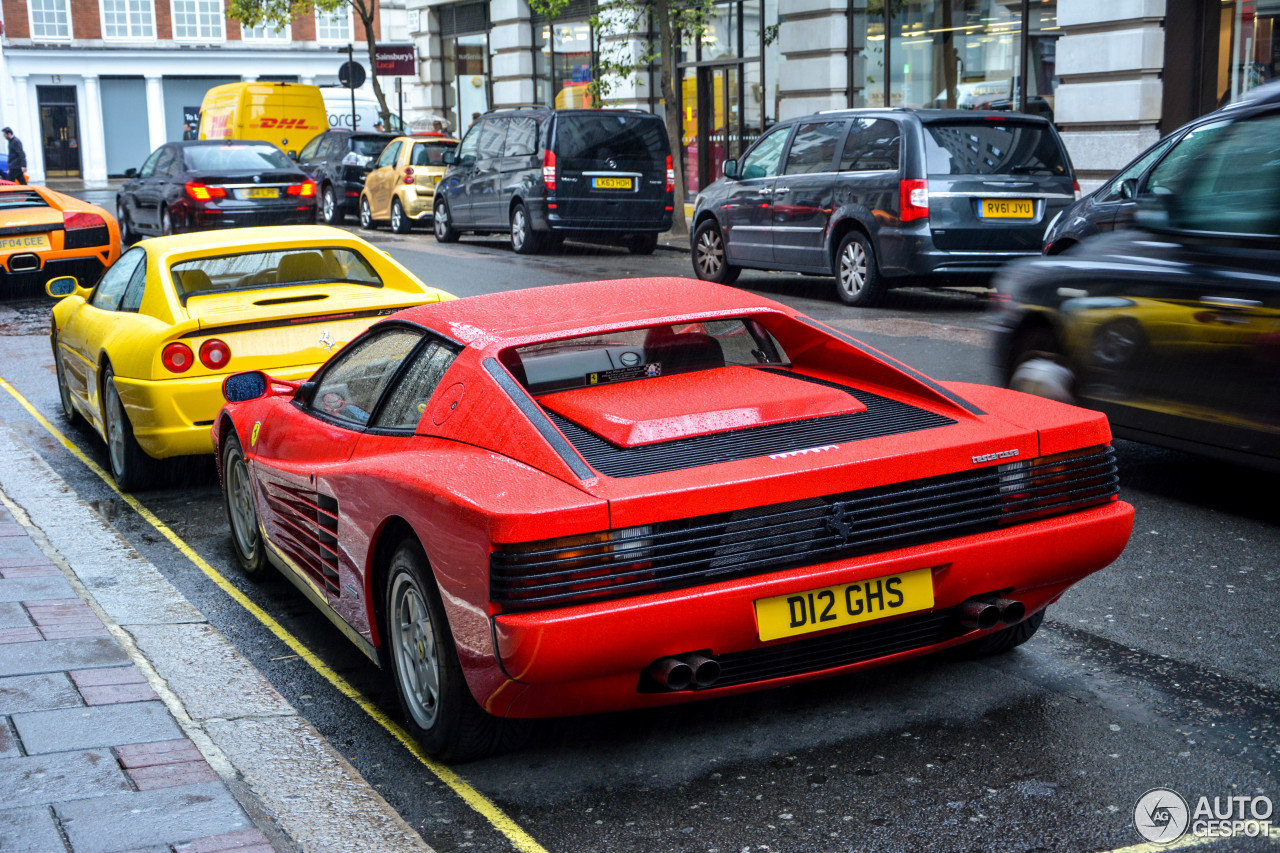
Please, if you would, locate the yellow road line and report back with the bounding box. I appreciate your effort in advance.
[1101,826,1280,853]
[0,376,548,853]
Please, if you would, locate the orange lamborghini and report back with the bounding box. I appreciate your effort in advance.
[0,183,120,292]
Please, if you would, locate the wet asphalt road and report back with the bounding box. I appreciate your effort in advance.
[0,224,1277,853]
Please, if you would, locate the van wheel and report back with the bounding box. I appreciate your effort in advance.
[834,231,884,307]
[434,199,459,243]
[693,220,740,285]
[391,199,412,234]
[510,203,542,255]
[321,185,342,224]
[628,233,658,255]
[360,197,375,230]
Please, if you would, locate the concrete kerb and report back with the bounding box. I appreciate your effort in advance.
[0,420,432,853]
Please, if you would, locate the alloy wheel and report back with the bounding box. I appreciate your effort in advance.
[434,204,448,238]
[696,228,724,278]
[105,381,128,478]
[511,208,526,252]
[322,187,336,223]
[839,240,868,299]
[226,449,259,561]
[390,571,441,729]
[360,198,373,229]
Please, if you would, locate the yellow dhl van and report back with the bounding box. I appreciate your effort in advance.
[199,82,328,156]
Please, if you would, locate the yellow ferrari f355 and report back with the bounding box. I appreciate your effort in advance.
[47,225,453,489]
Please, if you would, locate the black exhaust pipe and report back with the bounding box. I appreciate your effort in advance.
[648,656,693,691]
[993,598,1026,626]
[958,599,1000,631]
[682,653,721,689]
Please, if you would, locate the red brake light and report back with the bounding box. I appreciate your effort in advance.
[198,339,231,370]
[542,149,556,192]
[665,154,674,193]
[63,211,106,230]
[161,342,194,373]
[403,167,415,185]
[286,179,317,197]
[900,178,929,222]
[1072,179,1082,201]
[184,182,226,201]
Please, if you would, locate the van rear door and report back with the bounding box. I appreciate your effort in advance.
[551,113,670,229]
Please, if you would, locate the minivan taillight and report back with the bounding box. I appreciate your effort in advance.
[542,149,557,192]
[1072,179,1082,201]
[900,179,929,222]
[665,155,674,193]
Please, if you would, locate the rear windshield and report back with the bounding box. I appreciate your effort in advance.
[170,247,382,301]
[410,141,458,166]
[554,114,669,169]
[924,121,1069,177]
[351,136,392,157]
[503,319,788,394]
[184,145,293,172]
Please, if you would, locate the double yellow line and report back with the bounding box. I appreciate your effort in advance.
[0,376,546,853]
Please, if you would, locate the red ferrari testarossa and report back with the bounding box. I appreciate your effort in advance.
[214,277,1133,760]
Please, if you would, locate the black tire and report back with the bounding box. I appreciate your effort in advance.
[628,233,658,255]
[433,199,459,243]
[384,540,504,762]
[834,231,885,307]
[52,333,80,425]
[220,431,267,576]
[101,364,156,491]
[959,609,1045,658]
[321,184,343,225]
[390,198,412,234]
[509,203,542,255]
[117,201,136,245]
[359,196,375,230]
[692,220,740,285]
[160,206,175,237]
[1007,326,1076,405]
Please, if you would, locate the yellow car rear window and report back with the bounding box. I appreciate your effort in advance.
[170,247,382,301]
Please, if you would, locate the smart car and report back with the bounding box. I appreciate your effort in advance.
[359,135,459,233]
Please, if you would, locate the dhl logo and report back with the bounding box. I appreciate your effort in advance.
[255,118,314,129]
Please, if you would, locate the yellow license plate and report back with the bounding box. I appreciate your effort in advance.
[593,177,633,190]
[0,234,50,252]
[982,198,1033,218]
[242,187,278,199]
[754,567,934,642]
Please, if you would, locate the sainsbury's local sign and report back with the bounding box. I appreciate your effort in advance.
[375,44,416,76]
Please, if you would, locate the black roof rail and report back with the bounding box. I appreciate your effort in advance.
[485,104,550,114]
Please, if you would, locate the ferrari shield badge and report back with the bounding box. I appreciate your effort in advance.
[250,421,261,448]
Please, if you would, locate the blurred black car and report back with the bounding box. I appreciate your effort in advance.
[116,141,317,240]
[691,109,1078,306]
[993,101,1280,471]
[296,129,395,225]
[1042,82,1280,255]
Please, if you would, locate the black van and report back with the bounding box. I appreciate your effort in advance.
[690,108,1078,306]
[433,107,674,255]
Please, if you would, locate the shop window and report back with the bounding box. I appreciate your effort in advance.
[536,20,595,109]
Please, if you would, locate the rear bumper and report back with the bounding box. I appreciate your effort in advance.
[488,499,1133,717]
[188,203,317,230]
[878,225,1041,278]
[532,197,672,233]
[0,254,109,288]
[114,363,322,459]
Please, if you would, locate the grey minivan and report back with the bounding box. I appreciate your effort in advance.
[690,108,1079,306]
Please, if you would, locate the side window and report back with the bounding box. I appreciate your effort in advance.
[1147,121,1231,194]
[1170,113,1280,236]
[372,342,458,430]
[783,121,845,175]
[740,126,790,180]
[1100,135,1178,201]
[138,148,162,178]
[504,117,538,157]
[375,141,402,169]
[298,135,325,161]
[839,119,901,171]
[117,255,150,314]
[457,127,480,164]
[311,328,423,428]
[154,148,178,178]
[477,119,508,160]
[89,248,146,311]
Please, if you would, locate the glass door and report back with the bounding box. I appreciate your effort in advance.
[38,86,82,177]
[687,64,741,194]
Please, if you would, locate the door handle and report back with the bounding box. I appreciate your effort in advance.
[1200,296,1262,309]
[772,187,790,195]
[758,188,772,196]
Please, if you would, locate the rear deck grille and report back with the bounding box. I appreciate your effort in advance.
[491,446,1119,611]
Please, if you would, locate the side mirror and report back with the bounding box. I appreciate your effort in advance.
[45,276,79,298]
[124,168,138,179]
[223,371,268,403]
[1118,177,1138,200]
[287,150,299,161]
[722,159,739,180]
[442,150,457,165]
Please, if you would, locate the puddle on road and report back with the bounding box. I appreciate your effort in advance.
[0,298,52,336]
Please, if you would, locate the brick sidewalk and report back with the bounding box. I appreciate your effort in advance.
[0,504,276,853]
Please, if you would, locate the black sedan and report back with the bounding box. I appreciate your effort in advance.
[993,98,1280,471]
[117,141,317,242]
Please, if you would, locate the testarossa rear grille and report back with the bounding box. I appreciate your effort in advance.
[542,374,957,478]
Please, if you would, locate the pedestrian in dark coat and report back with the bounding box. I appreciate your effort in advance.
[3,128,27,184]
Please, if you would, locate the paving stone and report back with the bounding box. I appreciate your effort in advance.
[128,759,219,790]
[0,563,62,578]
[116,738,203,769]
[0,637,129,677]
[0,554,56,569]
[0,576,75,603]
[0,672,81,714]
[0,626,40,643]
[0,748,130,808]
[0,805,68,852]
[0,521,24,537]
[0,538,47,562]
[173,828,273,852]
[0,601,32,627]
[0,717,19,758]
[12,701,182,754]
[55,782,252,853]
[28,600,108,639]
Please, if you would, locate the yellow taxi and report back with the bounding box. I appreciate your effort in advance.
[359,135,459,233]
[0,183,120,293]
[47,225,452,489]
